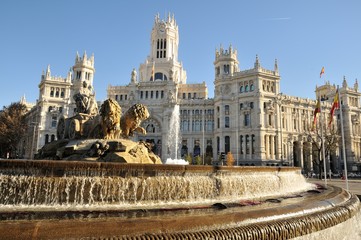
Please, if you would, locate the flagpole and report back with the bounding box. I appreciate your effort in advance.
[319,96,327,186]
[338,85,349,191]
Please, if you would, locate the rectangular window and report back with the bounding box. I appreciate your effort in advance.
[245,114,250,126]
[225,105,229,115]
[51,115,57,128]
[225,117,230,128]
[140,91,143,99]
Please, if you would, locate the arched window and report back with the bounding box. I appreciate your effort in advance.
[250,84,254,91]
[55,88,60,97]
[45,134,49,144]
[246,135,250,154]
[51,134,55,142]
[245,85,249,92]
[147,124,155,133]
[240,86,244,93]
[151,72,168,81]
[50,88,54,97]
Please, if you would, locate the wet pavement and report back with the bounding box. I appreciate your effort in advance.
[308,178,361,196]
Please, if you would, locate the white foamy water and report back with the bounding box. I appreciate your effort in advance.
[166,104,181,160]
[0,170,314,208]
[165,158,189,165]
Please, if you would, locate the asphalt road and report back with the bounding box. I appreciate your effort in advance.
[307,178,361,196]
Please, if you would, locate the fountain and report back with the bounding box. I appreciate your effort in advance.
[166,104,181,160]
[0,160,360,239]
[165,104,188,165]
[0,101,360,239]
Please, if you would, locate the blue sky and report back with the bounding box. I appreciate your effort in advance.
[1,0,360,108]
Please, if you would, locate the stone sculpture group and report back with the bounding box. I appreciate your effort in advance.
[38,84,161,164]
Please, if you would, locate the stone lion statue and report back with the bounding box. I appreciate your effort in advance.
[99,99,122,140]
[120,103,150,138]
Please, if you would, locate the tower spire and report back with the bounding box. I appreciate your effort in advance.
[254,55,260,69]
[46,65,51,78]
[75,51,80,63]
[83,51,87,62]
[274,59,278,74]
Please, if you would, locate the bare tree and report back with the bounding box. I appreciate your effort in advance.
[0,102,28,158]
[306,125,339,178]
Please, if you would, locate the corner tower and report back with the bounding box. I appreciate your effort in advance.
[139,13,186,84]
[69,51,96,116]
[214,45,239,80]
[72,51,95,91]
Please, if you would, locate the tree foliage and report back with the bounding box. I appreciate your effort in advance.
[0,102,28,158]
[226,152,235,166]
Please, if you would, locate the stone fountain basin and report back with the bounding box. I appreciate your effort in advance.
[0,160,359,239]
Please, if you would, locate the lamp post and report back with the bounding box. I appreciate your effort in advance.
[30,122,38,159]
[273,93,285,165]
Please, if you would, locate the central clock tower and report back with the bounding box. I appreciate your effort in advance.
[138,13,186,84]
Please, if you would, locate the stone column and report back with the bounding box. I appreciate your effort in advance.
[298,140,304,169]
[265,134,269,159]
[270,135,274,160]
[309,142,313,172]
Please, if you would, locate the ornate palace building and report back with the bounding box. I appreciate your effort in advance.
[22,13,361,175]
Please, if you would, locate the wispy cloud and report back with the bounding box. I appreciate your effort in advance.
[264,17,291,21]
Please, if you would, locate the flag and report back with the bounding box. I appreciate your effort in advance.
[151,62,155,81]
[312,99,321,131]
[320,67,325,78]
[328,90,339,126]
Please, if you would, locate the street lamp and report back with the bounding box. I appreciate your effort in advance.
[30,122,38,159]
[273,93,285,165]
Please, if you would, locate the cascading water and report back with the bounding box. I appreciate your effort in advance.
[0,160,360,239]
[166,104,181,161]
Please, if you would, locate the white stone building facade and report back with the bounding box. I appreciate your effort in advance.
[23,14,361,174]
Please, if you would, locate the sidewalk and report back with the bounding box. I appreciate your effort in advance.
[307,178,361,196]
